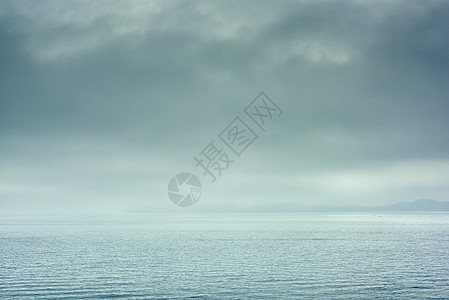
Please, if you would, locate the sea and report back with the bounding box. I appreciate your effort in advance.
[1,213,448,299]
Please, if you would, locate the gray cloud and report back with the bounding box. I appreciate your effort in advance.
[1,0,448,214]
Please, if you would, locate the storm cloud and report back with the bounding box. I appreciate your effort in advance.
[1,0,448,214]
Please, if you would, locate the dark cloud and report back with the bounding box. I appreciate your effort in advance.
[1,0,448,214]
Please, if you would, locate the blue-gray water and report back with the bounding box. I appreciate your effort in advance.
[1,213,449,299]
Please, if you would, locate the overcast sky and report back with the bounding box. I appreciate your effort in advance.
[1,0,448,215]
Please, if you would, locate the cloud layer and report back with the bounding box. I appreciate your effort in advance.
[1,0,448,214]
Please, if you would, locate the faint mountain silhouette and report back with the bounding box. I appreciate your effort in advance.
[127,199,449,213]
[375,199,449,212]
[253,199,449,213]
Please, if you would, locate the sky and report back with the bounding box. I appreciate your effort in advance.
[1,0,448,215]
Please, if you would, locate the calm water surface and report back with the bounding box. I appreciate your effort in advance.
[1,213,449,299]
